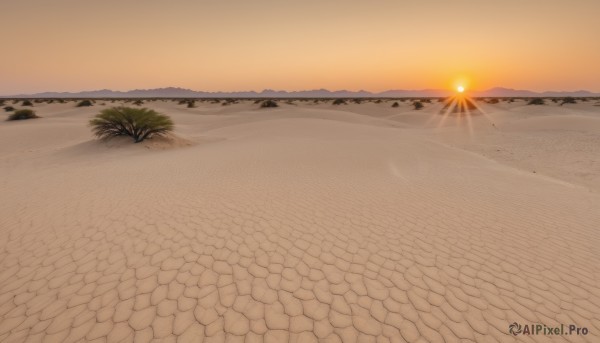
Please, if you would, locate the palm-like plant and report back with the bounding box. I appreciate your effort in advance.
[89,107,174,143]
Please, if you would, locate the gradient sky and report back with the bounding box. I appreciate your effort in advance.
[2,0,600,95]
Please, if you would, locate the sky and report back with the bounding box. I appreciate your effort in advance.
[1,0,600,95]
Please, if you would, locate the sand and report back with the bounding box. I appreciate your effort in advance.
[0,99,599,342]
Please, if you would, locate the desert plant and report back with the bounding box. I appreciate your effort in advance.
[89,107,174,143]
[561,97,576,105]
[413,101,424,110]
[260,100,278,108]
[528,98,545,105]
[76,99,93,107]
[391,102,399,108]
[4,106,16,112]
[22,100,33,106]
[332,99,347,105]
[187,100,196,108]
[133,100,144,106]
[487,98,499,104]
[8,109,39,121]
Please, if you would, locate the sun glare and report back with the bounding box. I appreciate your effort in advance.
[457,86,465,93]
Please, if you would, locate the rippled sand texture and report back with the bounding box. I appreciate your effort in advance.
[1,99,599,342]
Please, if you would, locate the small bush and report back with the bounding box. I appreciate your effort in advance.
[22,100,33,106]
[391,102,399,108]
[561,97,576,105]
[528,98,545,105]
[133,100,144,106]
[487,98,499,104]
[332,99,347,105]
[77,100,93,107]
[4,106,15,112]
[413,101,424,110]
[89,107,174,143]
[187,100,196,108]
[8,109,39,121]
[260,100,278,108]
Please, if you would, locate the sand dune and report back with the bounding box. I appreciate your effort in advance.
[1,100,599,342]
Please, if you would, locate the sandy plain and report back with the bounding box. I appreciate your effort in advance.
[0,98,599,342]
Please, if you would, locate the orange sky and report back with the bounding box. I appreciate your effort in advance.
[2,0,600,95]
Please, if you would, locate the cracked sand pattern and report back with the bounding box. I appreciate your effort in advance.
[1,102,599,342]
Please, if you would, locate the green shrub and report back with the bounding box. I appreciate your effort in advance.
[332,99,346,105]
[8,109,39,121]
[89,107,174,143]
[391,102,399,108]
[133,100,144,106]
[77,100,93,107]
[260,100,278,108]
[528,98,545,105]
[413,101,424,110]
[561,97,576,105]
[22,100,33,106]
[4,106,15,112]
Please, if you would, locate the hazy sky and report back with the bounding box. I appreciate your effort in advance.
[1,0,600,94]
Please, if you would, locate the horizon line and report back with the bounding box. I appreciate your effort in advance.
[3,86,600,98]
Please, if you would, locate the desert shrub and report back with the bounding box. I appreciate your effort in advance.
[391,102,399,108]
[76,100,93,107]
[178,99,188,105]
[8,109,39,121]
[89,107,174,143]
[332,99,347,105]
[561,97,576,105]
[421,98,432,103]
[22,100,33,106]
[352,99,362,104]
[413,101,424,110]
[4,106,16,112]
[187,100,196,108]
[260,100,278,108]
[0,100,5,106]
[487,98,499,104]
[133,100,144,106]
[375,99,382,104]
[528,98,545,105]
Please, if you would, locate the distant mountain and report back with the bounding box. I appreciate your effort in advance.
[4,87,600,98]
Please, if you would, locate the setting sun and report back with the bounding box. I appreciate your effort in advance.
[457,86,465,93]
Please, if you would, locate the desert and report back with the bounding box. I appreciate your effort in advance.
[0,97,599,342]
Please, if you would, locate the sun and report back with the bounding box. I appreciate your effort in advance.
[457,85,465,93]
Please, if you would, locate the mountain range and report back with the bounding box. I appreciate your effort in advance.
[4,87,599,98]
